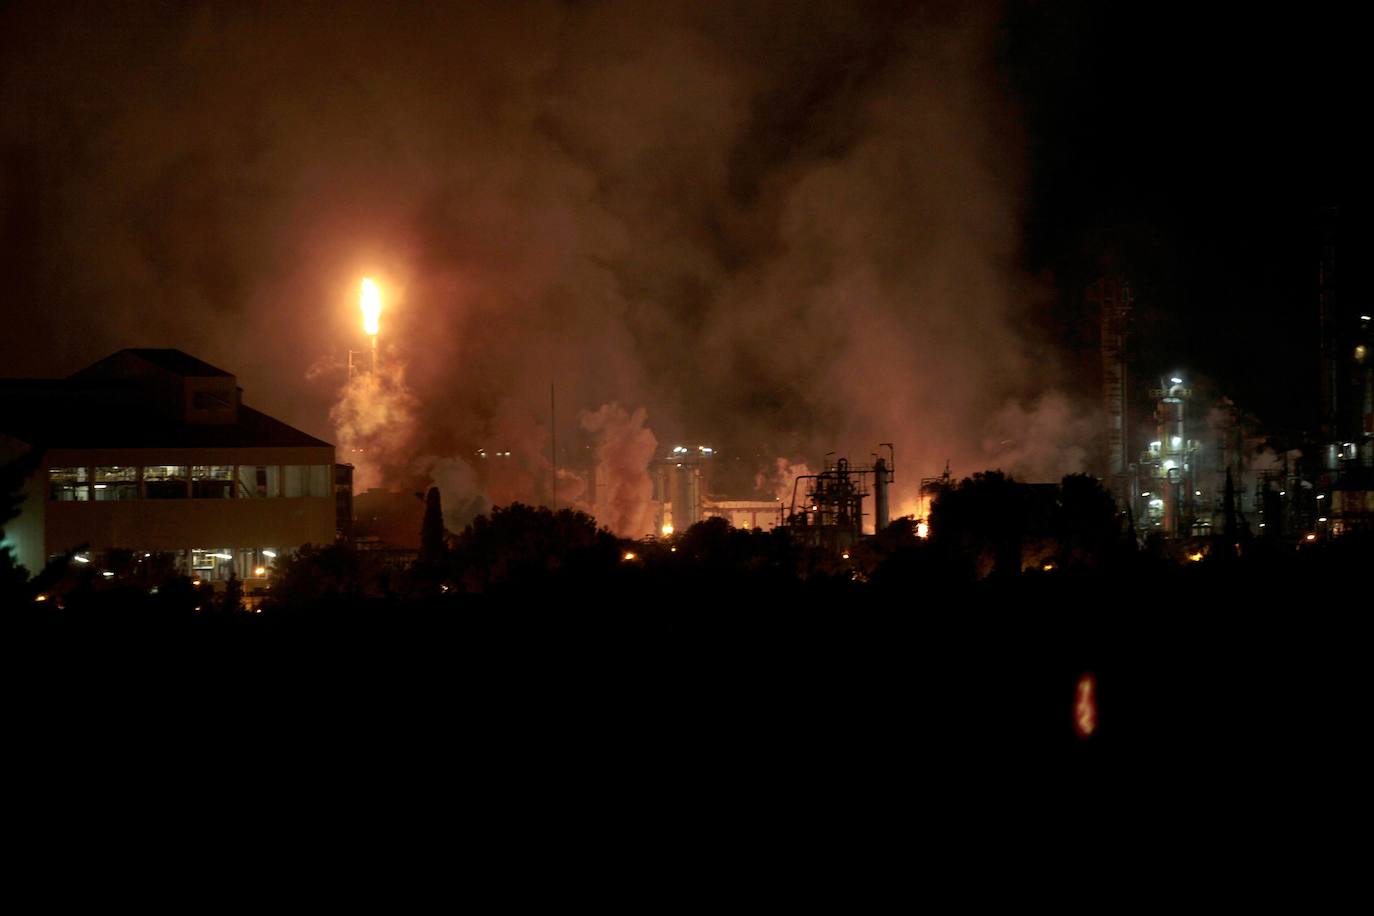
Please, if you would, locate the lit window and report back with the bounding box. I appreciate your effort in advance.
[284,465,332,497]
[191,465,233,499]
[190,548,234,581]
[49,467,88,501]
[94,467,138,501]
[236,465,279,498]
[144,466,188,499]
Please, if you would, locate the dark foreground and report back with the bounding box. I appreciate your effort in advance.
[11,550,1363,858]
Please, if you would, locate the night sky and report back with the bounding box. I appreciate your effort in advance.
[1004,3,1362,431]
[2,1,1363,521]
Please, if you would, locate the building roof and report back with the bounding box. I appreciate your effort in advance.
[77,348,234,379]
[0,396,331,450]
[0,348,331,451]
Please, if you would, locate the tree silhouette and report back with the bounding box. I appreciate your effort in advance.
[929,471,1029,578]
[413,486,449,591]
[0,448,42,604]
[219,571,244,614]
[449,503,618,593]
[1055,474,1121,568]
[927,472,1117,577]
[267,542,384,608]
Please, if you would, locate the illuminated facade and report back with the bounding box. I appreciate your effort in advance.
[0,349,339,583]
[1136,378,1200,537]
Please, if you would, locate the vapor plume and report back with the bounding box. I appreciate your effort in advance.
[757,458,814,508]
[2,1,1100,529]
[579,403,657,538]
[330,361,418,493]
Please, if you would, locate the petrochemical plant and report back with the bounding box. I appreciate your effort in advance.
[1088,210,1371,545]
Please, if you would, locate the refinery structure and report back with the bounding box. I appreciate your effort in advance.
[1088,209,1372,546]
[6,211,1369,584]
[333,205,1374,562]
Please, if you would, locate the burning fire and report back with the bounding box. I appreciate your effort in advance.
[360,278,382,337]
[1074,672,1097,738]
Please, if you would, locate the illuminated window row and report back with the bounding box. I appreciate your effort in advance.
[64,547,280,583]
[48,465,332,501]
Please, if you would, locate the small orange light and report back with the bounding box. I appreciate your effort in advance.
[1074,673,1097,738]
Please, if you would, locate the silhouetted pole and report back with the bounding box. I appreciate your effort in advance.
[1222,468,1239,559]
[550,382,556,511]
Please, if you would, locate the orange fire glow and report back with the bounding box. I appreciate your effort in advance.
[1074,672,1097,738]
[360,278,382,337]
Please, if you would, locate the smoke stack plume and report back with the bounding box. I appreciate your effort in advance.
[581,403,657,538]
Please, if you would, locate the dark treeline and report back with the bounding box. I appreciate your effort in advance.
[4,470,1366,831]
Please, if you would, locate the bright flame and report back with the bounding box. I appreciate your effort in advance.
[1187,551,1204,562]
[622,551,637,562]
[1074,673,1097,738]
[360,278,382,337]
[915,520,929,539]
[661,524,674,537]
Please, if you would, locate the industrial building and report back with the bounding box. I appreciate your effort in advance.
[0,349,344,584]
[1091,207,1373,543]
[647,445,792,536]
[782,448,894,553]
[1313,207,1374,534]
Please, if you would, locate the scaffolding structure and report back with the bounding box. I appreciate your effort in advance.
[1138,378,1200,537]
[784,446,893,553]
[1088,276,1133,511]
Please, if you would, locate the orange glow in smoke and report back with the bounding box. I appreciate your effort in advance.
[1074,672,1097,738]
[360,278,382,337]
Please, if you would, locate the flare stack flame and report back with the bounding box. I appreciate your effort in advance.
[360,278,382,337]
